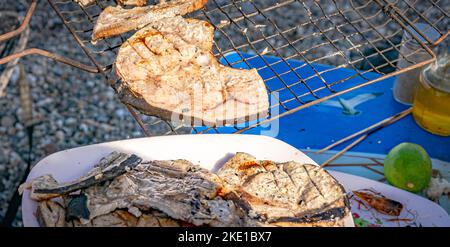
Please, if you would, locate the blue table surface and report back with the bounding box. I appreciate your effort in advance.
[194,52,450,162]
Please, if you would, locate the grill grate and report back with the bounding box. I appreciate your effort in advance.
[45,0,448,135]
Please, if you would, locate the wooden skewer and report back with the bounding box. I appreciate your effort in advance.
[325,163,382,167]
[319,107,412,167]
[320,134,368,167]
[316,108,412,154]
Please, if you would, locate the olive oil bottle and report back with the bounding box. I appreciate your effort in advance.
[412,54,450,136]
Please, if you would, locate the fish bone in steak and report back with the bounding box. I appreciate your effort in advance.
[92,0,208,41]
[217,153,350,226]
[115,16,269,126]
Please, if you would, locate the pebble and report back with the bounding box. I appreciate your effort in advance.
[42,143,57,156]
[1,116,15,128]
[79,123,89,133]
[7,128,16,136]
[8,152,21,167]
[55,130,65,142]
[115,109,127,119]
[65,117,77,126]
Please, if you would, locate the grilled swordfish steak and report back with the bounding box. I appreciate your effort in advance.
[76,0,148,7]
[217,153,350,226]
[92,0,208,41]
[21,152,246,227]
[115,16,269,126]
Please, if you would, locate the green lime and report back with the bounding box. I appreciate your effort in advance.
[384,142,432,193]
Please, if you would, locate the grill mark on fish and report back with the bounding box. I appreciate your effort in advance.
[281,165,303,205]
[259,161,281,201]
[303,165,324,198]
[241,171,264,187]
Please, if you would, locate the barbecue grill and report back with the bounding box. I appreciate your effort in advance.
[1,0,448,135]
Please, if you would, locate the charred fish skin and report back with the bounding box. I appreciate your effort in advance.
[34,153,142,195]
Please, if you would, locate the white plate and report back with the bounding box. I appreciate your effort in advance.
[21,134,448,227]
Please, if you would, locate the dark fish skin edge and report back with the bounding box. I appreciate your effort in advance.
[34,154,142,195]
[66,194,90,221]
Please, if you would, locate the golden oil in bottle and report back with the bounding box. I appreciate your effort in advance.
[412,55,450,136]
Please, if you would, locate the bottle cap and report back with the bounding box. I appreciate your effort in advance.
[422,55,450,93]
[404,23,440,48]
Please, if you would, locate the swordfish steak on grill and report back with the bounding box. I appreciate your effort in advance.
[75,0,147,7]
[217,153,350,226]
[115,16,269,126]
[92,0,209,41]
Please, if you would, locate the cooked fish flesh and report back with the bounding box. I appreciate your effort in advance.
[217,153,350,227]
[117,0,148,6]
[20,152,142,200]
[92,0,208,41]
[116,16,269,126]
[76,0,148,7]
[36,200,67,227]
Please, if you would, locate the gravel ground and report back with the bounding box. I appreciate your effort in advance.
[0,0,447,226]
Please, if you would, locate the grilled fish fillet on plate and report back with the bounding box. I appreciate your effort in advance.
[218,153,350,226]
[92,0,208,41]
[116,16,269,126]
